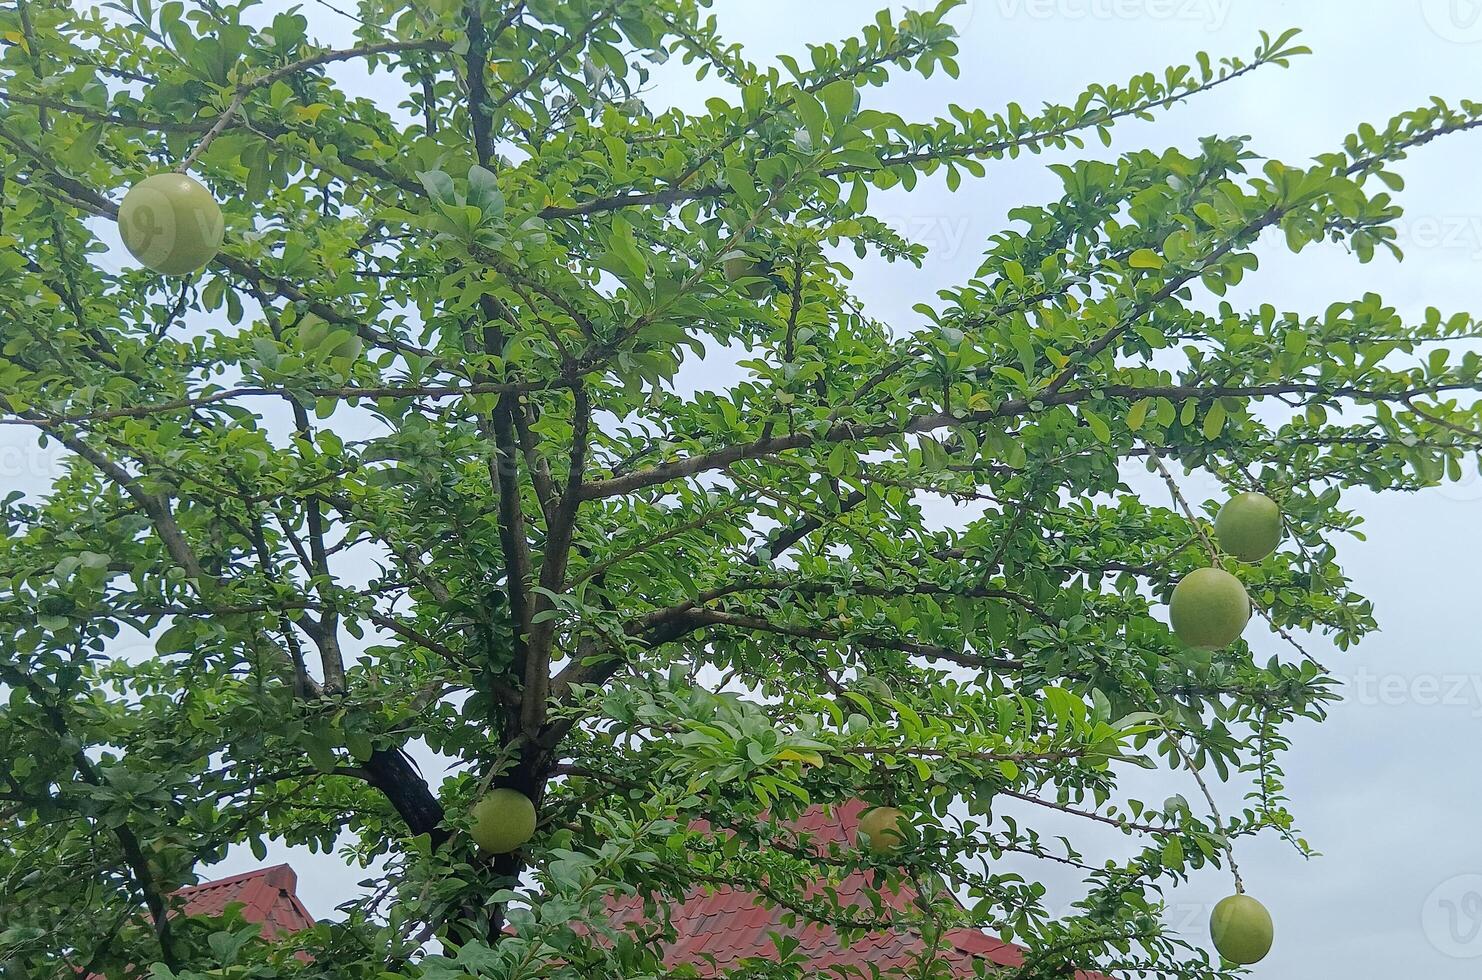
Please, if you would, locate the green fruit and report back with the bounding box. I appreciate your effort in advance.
[118,173,224,275]
[1215,492,1282,563]
[857,806,908,858]
[1169,567,1250,650]
[1210,894,1274,965]
[469,788,537,855]
[722,252,773,299]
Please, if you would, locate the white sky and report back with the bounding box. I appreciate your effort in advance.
[10,0,1482,975]
[746,3,1482,975]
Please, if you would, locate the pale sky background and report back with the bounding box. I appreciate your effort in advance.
[9,1,1482,976]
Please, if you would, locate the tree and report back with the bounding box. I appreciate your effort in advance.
[0,0,1479,976]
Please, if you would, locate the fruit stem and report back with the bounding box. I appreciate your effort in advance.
[1160,717,1244,894]
[1144,442,1329,672]
[1140,445,1252,892]
[1142,443,1224,569]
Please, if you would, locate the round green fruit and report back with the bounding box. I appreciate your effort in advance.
[469,788,537,855]
[856,806,909,858]
[1210,894,1274,965]
[1169,567,1250,650]
[722,252,773,299]
[118,173,224,275]
[1215,492,1282,563]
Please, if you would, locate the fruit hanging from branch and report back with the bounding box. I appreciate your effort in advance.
[1215,492,1283,563]
[1169,567,1252,650]
[117,173,224,275]
[856,806,909,858]
[1210,893,1275,965]
[722,249,776,300]
[8,2,1482,975]
[469,789,538,855]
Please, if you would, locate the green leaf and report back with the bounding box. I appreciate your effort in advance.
[1128,248,1164,270]
[304,733,338,773]
[466,165,504,218]
[1126,398,1152,432]
[826,441,852,477]
[1202,401,1226,439]
[345,730,374,762]
[819,79,856,126]
[793,89,829,146]
[417,169,455,205]
[1082,408,1111,443]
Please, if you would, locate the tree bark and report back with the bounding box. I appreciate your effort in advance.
[364,748,449,847]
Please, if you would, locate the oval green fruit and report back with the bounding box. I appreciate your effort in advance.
[1169,567,1250,650]
[1215,492,1282,563]
[856,805,909,858]
[469,788,537,855]
[118,173,224,275]
[722,252,773,300]
[1210,893,1274,965]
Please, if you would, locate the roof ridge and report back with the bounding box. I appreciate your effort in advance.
[87,864,313,979]
[143,806,1110,979]
[596,801,1113,979]
[175,863,294,896]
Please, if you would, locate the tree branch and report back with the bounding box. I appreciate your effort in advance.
[580,379,1482,500]
[644,607,1018,672]
[0,663,181,969]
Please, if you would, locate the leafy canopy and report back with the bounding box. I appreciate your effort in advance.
[1,0,1480,977]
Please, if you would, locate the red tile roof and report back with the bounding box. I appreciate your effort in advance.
[130,808,1110,978]
[603,800,1110,978]
[85,866,315,979]
[173,864,316,939]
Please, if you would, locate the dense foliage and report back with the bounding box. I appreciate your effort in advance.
[2,0,1480,976]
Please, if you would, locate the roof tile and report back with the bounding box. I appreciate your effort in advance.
[173,864,316,939]
[85,866,314,979]
[601,800,1112,978]
[104,805,1111,978]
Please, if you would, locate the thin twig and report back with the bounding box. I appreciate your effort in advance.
[178,39,453,171]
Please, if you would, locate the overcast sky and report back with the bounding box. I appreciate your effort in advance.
[757,4,1482,975]
[12,1,1482,975]
[743,3,1482,975]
